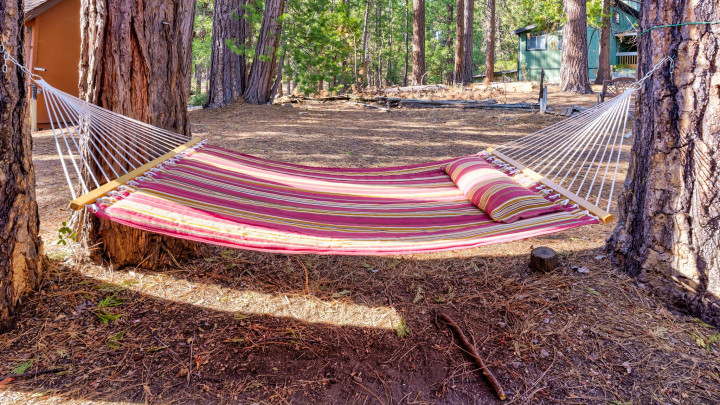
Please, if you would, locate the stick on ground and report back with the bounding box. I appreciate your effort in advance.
[437,312,506,401]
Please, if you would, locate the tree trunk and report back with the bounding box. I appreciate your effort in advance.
[361,0,371,87]
[560,0,592,94]
[460,0,474,83]
[454,0,464,84]
[244,0,285,104]
[483,0,495,85]
[403,0,409,86]
[206,0,247,108]
[411,0,425,85]
[608,0,720,326]
[195,64,202,94]
[445,3,454,84]
[0,0,43,332]
[593,0,612,85]
[78,0,202,269]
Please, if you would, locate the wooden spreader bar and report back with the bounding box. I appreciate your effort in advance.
[69,138,203,210]
[486,148,615,224]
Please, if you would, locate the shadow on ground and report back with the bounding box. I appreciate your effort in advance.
[1,242,719,404]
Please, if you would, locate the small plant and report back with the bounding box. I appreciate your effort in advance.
[56,221,76,246]
[107,331,125,349]
[395,320,411,338]
[95,294,124,324]
[11,359,34,375]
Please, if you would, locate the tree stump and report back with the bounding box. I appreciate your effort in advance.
[530,247,558,273]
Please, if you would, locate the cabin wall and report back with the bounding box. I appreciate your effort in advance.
[25,0,81,126]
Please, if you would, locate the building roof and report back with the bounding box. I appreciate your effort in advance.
[25,0,64,20]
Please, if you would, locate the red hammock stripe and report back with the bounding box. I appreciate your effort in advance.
[92,145,599,255]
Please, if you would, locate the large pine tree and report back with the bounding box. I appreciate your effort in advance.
[78,0,202,268]
[0,0,43,331]
[244,0,286,104]
[560,0,592,94]
[609,0,720,326]
[206,0,248,108]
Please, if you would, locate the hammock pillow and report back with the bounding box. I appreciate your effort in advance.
[445,156,563,223]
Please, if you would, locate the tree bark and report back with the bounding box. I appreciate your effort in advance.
[78,0,202,269]
[361,0,371,87]
[206,0,247,108]
[0,0,43,332]
[445,3,454,84]
[403,0,409,86]
[460,0,474,84]
[454,0,464,84]
[593,0,612,85]
[608,0,720,326]
[411,0,426,85]
[244,0,285,104]
[560,0,593,94]
[483,0,495,85]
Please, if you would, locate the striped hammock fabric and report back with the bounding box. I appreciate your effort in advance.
[91,144,599,255]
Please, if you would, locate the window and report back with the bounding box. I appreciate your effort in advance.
[613,12,620,24]
[526,34,547,51]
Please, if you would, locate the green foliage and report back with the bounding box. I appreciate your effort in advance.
[283,0,359,94]
[192,0,616,92]
[189,92,208,107]
[56,221,76,246]
[11,359,34,375]
[107,332,125,349]
[95,295,124,324]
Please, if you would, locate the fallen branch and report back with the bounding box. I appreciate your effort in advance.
[347,101,390,112]
[437,312,506,401]
[0,368,66,385]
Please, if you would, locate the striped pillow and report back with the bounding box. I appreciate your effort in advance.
[444,156,562,223]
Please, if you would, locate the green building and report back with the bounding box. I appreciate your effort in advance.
[513,0,639,82]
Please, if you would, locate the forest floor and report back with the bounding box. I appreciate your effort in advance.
[2,84,719,404]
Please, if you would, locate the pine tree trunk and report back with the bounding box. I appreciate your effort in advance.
[608,0,720,326]
[244,0,285,104]
[0,0,43,332]
[483,0,495,85]
[361,0,371,87]
[593,0,612,85]
[411,0,425,85]
[78,0,203,269]
[195,64,203,94]
[445,3,454,84]
[460,0,474,83]
[403,0,409,86]
[454,0,464,84]
[206,0,247,108]
[560,0,592,94]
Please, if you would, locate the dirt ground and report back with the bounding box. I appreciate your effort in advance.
[1,85,719,404]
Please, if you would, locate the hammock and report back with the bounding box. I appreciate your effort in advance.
[22,63,641,255]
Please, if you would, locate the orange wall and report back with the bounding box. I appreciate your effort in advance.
[25,0,81,125]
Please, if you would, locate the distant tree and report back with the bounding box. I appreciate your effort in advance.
[609,0,720,327]
[0,0,42,332]
[459,0,474,83]
[411,0,426,84]
[244,0,286,104]
[78,0,200,267]
[560,0,592,93]
[593,0,612,84]
[206,0,248,108]
[483,0,496,84]
[453,0,464,83]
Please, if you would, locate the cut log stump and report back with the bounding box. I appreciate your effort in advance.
[530,247,558,272]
